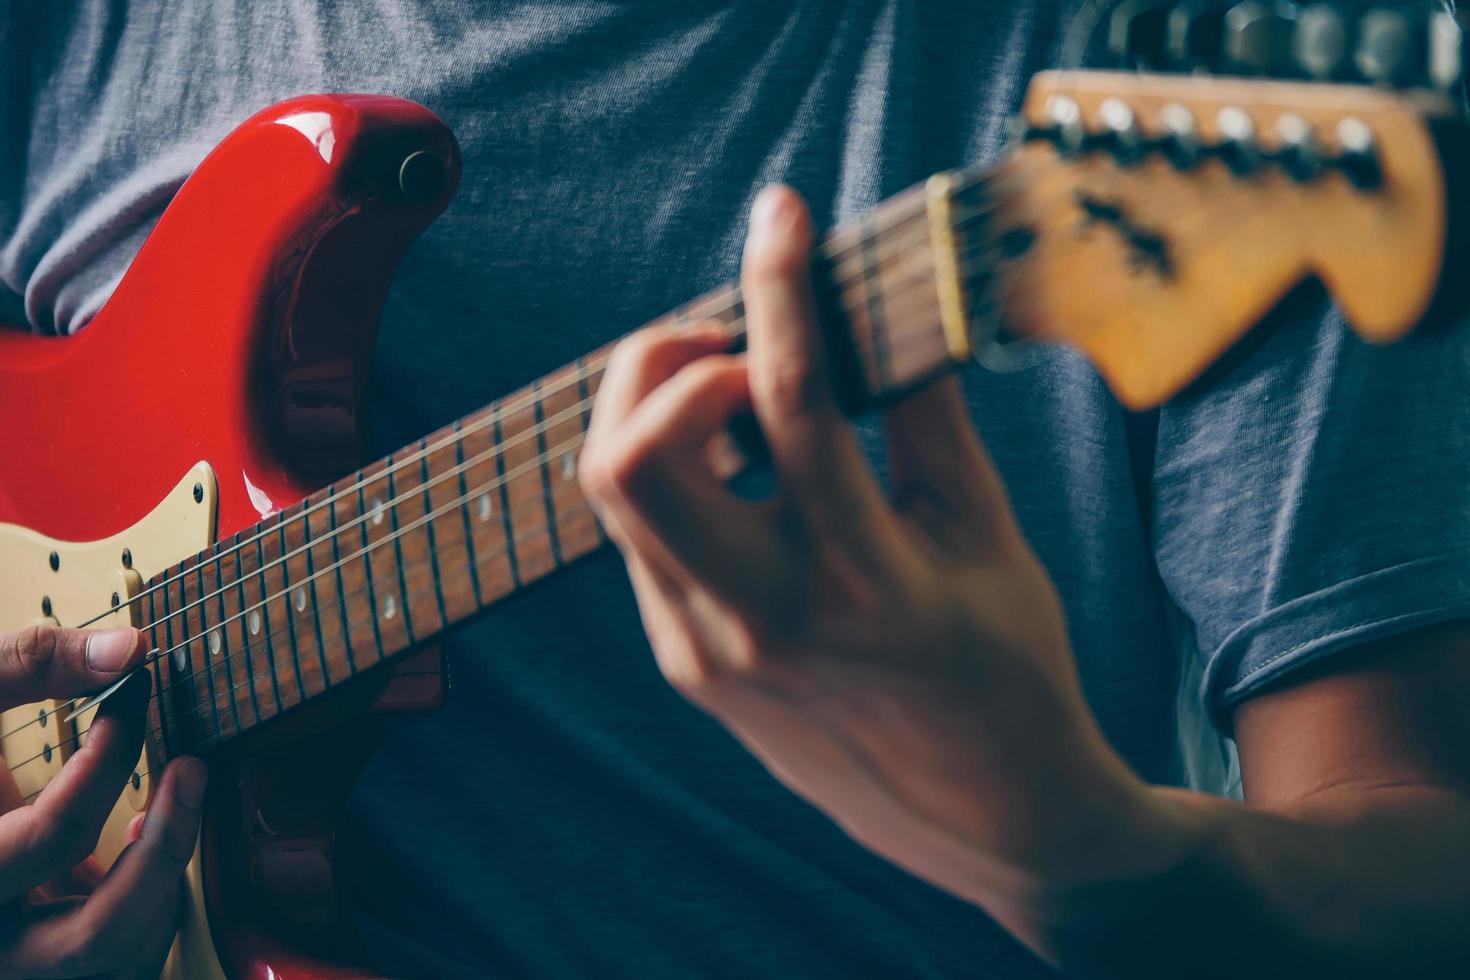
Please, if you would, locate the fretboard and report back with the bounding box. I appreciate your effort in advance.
[141,172,987,761]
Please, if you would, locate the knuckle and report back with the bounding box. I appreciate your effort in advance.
[7,624,59,677]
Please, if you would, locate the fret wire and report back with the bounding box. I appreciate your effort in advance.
[244,530,282,716]
[291,508,332,691]
[453,418,486,607]
[220,532,255,728]
[382,455,418,647]
[859,214,893,393]
[572,357,608,547]
[191,555,229,740]
[145,573,173,757]
[491,407,522,590]
[417,437,451,630]
[325,485,359,675]
[355,473,387,664]
[531,380,564,568]
[273,514,307,705]
[184,558,221,745]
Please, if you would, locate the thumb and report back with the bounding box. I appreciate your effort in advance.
[883,375,1022,555]
[0,626,142,708]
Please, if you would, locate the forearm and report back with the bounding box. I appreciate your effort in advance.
[1001,782,1470,978]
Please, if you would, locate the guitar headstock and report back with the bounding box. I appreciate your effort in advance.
[967,70,1466,409]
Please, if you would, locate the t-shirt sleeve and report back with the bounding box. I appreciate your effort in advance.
[1151,287,1470,731]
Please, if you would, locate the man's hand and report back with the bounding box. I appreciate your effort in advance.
[0,625,205,979]
[580,186,1166,906]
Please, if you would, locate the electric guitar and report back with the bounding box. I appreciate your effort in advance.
[0,70,1464,978]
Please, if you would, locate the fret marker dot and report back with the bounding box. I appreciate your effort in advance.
[371,497,386,526]
[208,629,222,656]
[294,587,307,612]
[477,493,493,522]
[248,611,261,636]
[560,453,576,480]
[383,594,397,620]
[173,648,187,672]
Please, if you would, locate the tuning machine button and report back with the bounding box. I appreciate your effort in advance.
[1226,0,1302,76]
[1355,7,1428,87]
[1275,114,1321,180]
[1044,95,1087,155]
[1216,106,1261,174]
[1099,98,1144,163]
[1160,103,1202,168]
[1334,117,1381,188]
[1293,2,1352,80]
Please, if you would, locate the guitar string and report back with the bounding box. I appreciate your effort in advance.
[7,148,1309,748]
[8,493,605,787]
[0,210,961,747]
[6,495,600,779]
[51,147,1090,636]
[7,165,1338,785]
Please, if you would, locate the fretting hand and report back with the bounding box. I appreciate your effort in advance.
[580,186,1172,921]
[0,625,204,979]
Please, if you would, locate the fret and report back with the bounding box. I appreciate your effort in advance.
[216,533,260,729]
[452,419,486,607]
[414,438,451,627]
[418,430,478,623]
[181,555,226,743]
[175,556,222,744]
[498,391,557,582]
[257,525,304,708]
[531,380,564,567]
[234,530,282,719]
[540,364,600,561]
[490,408,523,590]
[354,468,394,659]
[157,567,186,750]
[192,554,237,738]
[282,508,331,695]
[324,484,367,672]
[379,456,418,647]
[573,356,608,547]
[145,579,175,759]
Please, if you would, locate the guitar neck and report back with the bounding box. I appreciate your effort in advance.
[142,174,979,759]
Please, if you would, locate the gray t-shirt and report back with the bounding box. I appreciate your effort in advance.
[5,3,1470,977]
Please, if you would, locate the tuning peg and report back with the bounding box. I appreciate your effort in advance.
[1166,0,1234,70]
[1109,0,1175,69]
[1225,0,1302,76]
[1428,10,1464,93]
[1293,2,1352,80]
[1355,7,1429,87]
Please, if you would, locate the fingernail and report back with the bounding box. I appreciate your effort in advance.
[86,628,140,672]
[174,757,207,809]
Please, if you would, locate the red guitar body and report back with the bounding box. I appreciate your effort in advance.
[0,95,462,979]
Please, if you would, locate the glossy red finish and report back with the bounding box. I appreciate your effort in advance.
[0,95,461,979]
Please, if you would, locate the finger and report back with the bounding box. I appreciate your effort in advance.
[883,375,1023,555]
[0,757,203,978]
[0,672,148,900]
[0,627,142,710]
[741,186,903,559]
[585,354,785,601]
[587,323,732,447]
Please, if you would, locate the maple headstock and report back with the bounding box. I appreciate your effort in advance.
[971,70,1467,409]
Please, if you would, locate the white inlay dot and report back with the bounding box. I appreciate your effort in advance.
[173,648,188,672]
[383,594,397,620]
[477,493,493,522]
[294,587,308,612]
[248,610,261,636]
[208,629,222,657]
[560,452,576,481]
[371,497,386,526]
